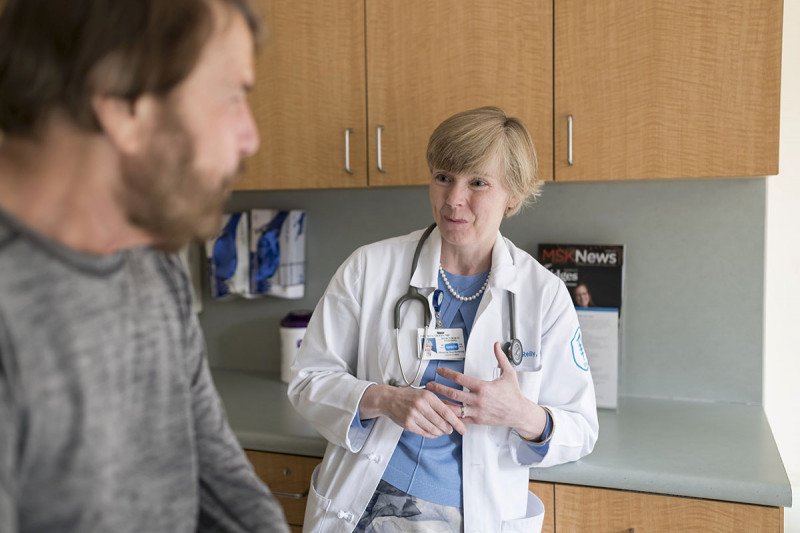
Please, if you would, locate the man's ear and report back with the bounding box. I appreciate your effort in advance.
[91,93,157,154]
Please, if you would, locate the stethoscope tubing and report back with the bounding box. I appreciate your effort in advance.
[389,223,437,388]
[389,223,523,387]
[393,223,436,330]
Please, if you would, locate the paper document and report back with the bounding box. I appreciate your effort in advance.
[576,308,619,409]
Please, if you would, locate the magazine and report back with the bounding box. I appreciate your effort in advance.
[538,244,625,409]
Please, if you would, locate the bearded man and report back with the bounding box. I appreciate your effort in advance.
[0,1,288,531]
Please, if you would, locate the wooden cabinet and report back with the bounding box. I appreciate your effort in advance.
[530,481,556,533]
[247,451,559,530]
[236,0,367,190]
[366,0,553,185]
[246,451,784,532]
[237,0,551,190]
[239,0,781,190]
[245,449,321,529]
[555,484,783,533]
[553,0,782,181]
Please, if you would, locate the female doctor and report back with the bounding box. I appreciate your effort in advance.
[288,107,598,532]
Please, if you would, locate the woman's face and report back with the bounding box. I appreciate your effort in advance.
[574,285,591,307]
[429,156,514,255]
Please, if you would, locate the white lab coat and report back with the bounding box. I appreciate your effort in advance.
[288,227,598,533]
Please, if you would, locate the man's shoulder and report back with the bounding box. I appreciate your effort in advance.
[0,212,53,289]
[134,248,192,317]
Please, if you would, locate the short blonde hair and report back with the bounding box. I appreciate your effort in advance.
[426,106,541,216]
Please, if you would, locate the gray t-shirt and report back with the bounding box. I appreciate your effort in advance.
[0,208,288,532]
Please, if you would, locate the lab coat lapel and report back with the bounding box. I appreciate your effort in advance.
[408,227,522,292]
[489,231,523,294]
[388,226,439,386]
[466,231,523,379]
[409,226,441,290]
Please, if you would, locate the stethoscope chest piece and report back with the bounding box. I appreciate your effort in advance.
[503,338,523,366]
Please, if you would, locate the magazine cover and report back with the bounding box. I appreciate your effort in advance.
[538,244,625,409]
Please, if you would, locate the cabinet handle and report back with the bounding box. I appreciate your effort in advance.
[567,114,574,166]
[271,489,309,500]
[376,125,386,173]
[344,128,354,174]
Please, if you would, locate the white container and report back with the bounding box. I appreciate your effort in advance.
[279,310,312,383]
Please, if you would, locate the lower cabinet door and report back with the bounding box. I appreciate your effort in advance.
[245,450,322,527]
[529,482,556,533]
[555,484,783,533]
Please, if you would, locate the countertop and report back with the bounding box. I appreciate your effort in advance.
[211,368,792,508]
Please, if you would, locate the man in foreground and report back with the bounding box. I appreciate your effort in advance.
[0,0,288,530]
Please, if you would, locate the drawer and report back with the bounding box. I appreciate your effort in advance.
[529,481,555,533]
[245,450,322,526]
[555,484,783,532]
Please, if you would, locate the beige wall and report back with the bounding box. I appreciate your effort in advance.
[765,1,800,530]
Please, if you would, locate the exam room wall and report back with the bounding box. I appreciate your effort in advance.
[764,0,800,528]
[199,178,766,405]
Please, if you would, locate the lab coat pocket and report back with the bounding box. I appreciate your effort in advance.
[517,370,544,403]
[500,491,545,532]
[302,464,332,532]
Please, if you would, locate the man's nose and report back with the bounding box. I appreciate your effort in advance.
[239,104,260,158]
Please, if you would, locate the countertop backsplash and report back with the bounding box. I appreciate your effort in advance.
[199,177,766,406]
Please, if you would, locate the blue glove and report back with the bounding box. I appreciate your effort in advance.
[255,211,289,291]
[213,213,242,289]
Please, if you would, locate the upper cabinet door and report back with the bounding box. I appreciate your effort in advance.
[366,0,553,186]
[236,0,367,190]
[554,0,783,181]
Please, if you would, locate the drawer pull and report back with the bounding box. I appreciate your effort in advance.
[344,128,354,174]
[376,125,386,173]
[272,490,309,500]
[567,114,574,166]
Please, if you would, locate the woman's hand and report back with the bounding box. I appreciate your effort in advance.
[359,384,467,439]
[425,342,548,441]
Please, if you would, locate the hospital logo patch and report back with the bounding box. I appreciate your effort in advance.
[571,327,589,371]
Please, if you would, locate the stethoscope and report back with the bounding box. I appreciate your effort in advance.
[389,223,524,388]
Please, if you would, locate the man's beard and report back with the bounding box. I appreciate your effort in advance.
[118,110,237,252]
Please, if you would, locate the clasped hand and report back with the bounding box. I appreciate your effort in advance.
[364,342,546,440]
[426,342,543,437]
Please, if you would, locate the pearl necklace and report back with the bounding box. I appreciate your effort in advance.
[438,264,490,302]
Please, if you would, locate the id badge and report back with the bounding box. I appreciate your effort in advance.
[417,328,466,360]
